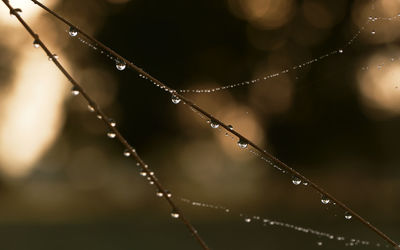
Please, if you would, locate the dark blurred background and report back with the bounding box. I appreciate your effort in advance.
[0,0,399,249]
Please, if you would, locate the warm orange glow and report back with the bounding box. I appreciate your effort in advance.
[0,0,58,26]
[0,48,68,177]
[228,0,294,29]
[357,51,400,117]
[302,1,334,29]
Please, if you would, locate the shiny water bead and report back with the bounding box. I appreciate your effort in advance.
[171,95,181,104]
[371,30,376,35]
[344,211,352,220]
[87,104,95,112]
[321,195,330,204]
[69,26,78,37]
[33,40,40,48]
[108,118,116,127]
[338,49,343,53]
[107,131,116,138]
[156,190,164,197]
[71,86,80,96]
[210,120,219,128]
[96,114,103,120]
[237,138,248,149]
[115,60,126,71]
[171,210,180,218]
[292,176,302,185]
[48,54,59,61]
[139,169,147,176]
[244,218,251,223]
[123,149,131,157]
[165,190,172,198]
[228,125,234,130]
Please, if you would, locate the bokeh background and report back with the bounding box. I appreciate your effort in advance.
[0,0,399,249]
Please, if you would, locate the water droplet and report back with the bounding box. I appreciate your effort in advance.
[317,241,323,246]
[210,120,219,128]
[292,176,302,185]
[97,114,103,120]
[302,181,308,186]
[71,86,80,96]
[48,54,58,61]
[156,190,164,197]
[139,169,147,177]
[116,60,126,71]
[69,26,78,37]
[123,149,131,157]
[244,218,251,223]
[171,210,180,219]
[108,118,116,127]
[228,125,234,130]
[165,190,172,198]
[371,30,376,35]
[237,138,248,149]
[171,95,181,104]
[88,105,95,112]
[107,131,116,138]
[338,49,343,53]
[33,40,40,48]
[321,195,330,205]
[344,211,352,220]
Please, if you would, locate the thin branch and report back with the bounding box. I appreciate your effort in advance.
[27,0,400,248]
[1,1,210,249]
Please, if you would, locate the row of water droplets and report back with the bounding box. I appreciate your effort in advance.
[63,12,400,96]
[32,27,180,219]
[176,13,400,94]
[169,95,368,238]
[180,198,387,248]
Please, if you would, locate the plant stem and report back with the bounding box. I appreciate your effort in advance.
[2,1,210,249]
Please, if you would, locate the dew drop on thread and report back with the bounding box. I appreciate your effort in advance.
[171,95,181,104]
[238,138,248,149]
[292,176,302,185]
[71,86,80,96]
[69,26,78,37]
[33,40,40,48]
[116,60,126,71]
[107,131,116,138]
[344,211,352,220]
[210,121,219,128]
[123,149,131,157]
[88,105,95,112]
[171,210,180,219]
[321,195,330,205]
[108,118,116,127]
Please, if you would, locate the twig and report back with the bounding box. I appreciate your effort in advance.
[26,0,400,248]
[1,1,210,249]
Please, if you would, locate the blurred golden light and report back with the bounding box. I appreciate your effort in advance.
[357,50,400,117]
[0,48,68,178]
[227,0,294,29]
[302,1,333,29]
[0,0,58,26]
[352,0,400,44]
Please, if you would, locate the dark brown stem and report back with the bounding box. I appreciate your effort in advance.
[26,0,400,248]
[2,1,210,249]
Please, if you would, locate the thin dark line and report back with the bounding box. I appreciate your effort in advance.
[27,0,400,248]
[2,1,210,249]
